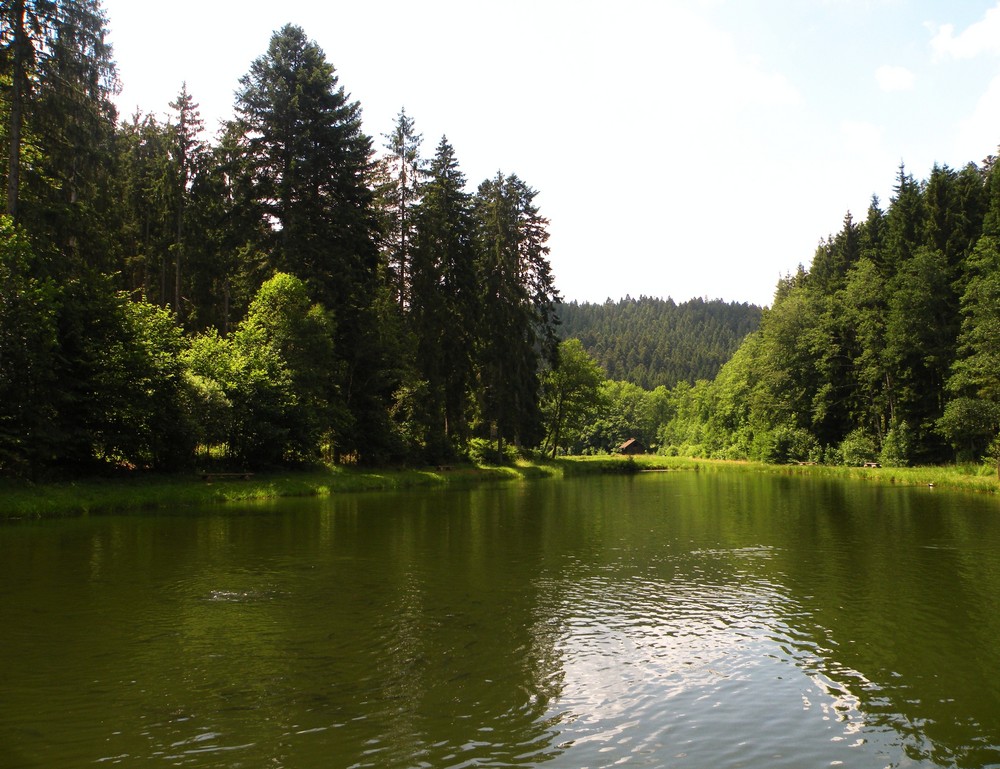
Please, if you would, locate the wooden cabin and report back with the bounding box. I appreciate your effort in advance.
[619,438,645,455]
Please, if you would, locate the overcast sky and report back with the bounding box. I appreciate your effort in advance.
[102,0,1000,307]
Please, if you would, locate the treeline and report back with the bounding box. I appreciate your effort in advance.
[557,296,762,388]
[660,160,1000,466]
[0,8,559,475]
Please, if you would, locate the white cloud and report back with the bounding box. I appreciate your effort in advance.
[736,62,801,107]
[875,65,915,92]
[931,4,1000,59]
[841,120,885,152]
[954,72,1000,162]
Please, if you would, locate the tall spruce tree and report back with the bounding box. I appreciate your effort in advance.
[167,82,205,321]
[231,24,378,307]
[409,136,478,457]
[474,172,559,456]
[231,25,390,460]
[2,0,118,269]
[113,111,173,301]
[883,163,924,278]
[379,108,424,309]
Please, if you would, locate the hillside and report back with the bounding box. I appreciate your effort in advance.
[557,296,763,390]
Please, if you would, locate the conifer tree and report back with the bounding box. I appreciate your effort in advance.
[231,24,378,307]
[474,172,559,456]
[167,82,205,321]
[231,25,390,460]
[409,136,478,457]
[2,0,119,268]
[883,163,924,277]
[113,111,173,301]
[378,108,424,309]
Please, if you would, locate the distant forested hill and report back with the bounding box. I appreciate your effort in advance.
[556,296,763,389]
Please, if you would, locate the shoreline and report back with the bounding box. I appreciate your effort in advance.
[1,455,998,520]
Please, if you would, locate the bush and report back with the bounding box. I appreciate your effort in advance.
[750,425,817,463]
[879,421,912,467]
[839,428,878,466]
[466,437,519,465]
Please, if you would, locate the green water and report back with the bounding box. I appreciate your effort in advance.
[2,471,1000,768]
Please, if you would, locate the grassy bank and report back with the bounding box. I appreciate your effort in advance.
[615,454,1000,495]
[0,459,582,520]
[2,454,999,520]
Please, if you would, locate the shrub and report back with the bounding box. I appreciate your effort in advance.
[466,437,519,465]
[839,428,878,466]
[879,421,912,467]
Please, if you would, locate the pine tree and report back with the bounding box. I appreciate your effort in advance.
[378,108,424,309]
[2,0,119,269]
[947,236,1000,403]
[167,82,205,321]
[883,163,924,277]
[230,25,390,460]
[408,136,478,457]
[231,24,378,308]
[474,172,560,456]
[113,111,173,301]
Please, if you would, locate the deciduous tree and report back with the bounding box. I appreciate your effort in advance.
[541,338,605,457]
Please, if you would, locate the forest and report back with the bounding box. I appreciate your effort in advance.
[659,161,1000,467]
[5,1,1000,478]
[0,5,562,475]
[558,296,762,389]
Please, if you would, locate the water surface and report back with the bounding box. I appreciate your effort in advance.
[2,471,1000,767]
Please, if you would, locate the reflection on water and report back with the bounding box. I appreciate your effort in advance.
[2,472,1000,767]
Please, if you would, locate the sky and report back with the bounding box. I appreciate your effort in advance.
[101,0,1000,308]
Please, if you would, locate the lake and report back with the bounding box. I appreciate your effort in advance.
[2,470,1000,768]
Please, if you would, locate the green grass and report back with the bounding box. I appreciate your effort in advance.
[620,454,1000,494]
[0,461,569,520]
[2,454,998,520]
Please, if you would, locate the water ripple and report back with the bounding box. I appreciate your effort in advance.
[531,550,916,768]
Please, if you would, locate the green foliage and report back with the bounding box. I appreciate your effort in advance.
[557,296,762,389]
[576,379,664,454]
[465,437,519,465]
[182,371,231,454]
[474,172,559,455]
[838,429,879,466]
[663,158,1000,468]
[230,24,378,313]
[0,217,59,474]
[949,236,1000,401]
[229,25,392,461]
[377,108,425,308]
[14,8,1000,477]
[937,398,999,462]
[750,425,819,464]
[184,273,346,468]
[4,0,119,269]
[53,273,194,470]
[405,136,479,460]
[657,379,712,456]
[879,421,913,467]
[541,339,606,456]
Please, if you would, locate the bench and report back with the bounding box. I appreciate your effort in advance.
[862,462,881,468]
